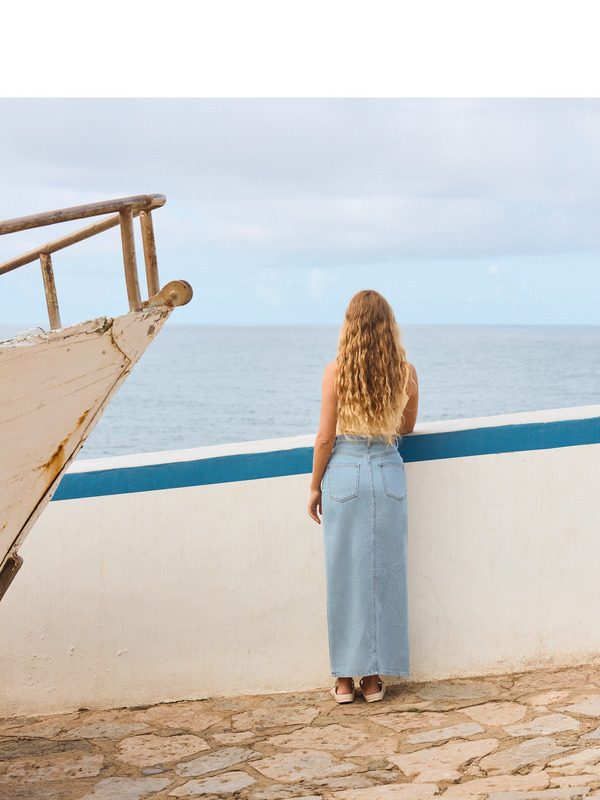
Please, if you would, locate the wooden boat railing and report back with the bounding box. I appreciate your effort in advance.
[0,193,171,330]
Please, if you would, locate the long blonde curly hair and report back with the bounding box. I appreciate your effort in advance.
[336,290,410,443]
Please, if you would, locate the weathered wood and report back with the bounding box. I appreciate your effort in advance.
[0,554,23,602]
[119,210,142,312]
[140,210,160,297]
[0,191,193,603]
[0,308,173,576]
[0,193,166,235]
[144,280,194,309]
[40,253,62,330]
[0,213,123,275]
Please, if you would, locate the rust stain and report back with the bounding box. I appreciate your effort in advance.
[43,438,69,488]
[78,408,92,427]
[43,410,92,488]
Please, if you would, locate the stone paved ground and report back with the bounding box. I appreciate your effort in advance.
[3,666,600,799]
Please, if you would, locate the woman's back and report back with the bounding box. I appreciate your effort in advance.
[334,290,418,439]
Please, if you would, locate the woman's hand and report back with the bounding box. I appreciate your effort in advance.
[308,488,323,524]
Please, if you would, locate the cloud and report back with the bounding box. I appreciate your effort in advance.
[2,99,600,324]
[3,99,600,263]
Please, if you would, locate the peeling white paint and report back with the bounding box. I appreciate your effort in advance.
[0,308,171,574]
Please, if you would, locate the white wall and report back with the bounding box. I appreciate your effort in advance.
[1,407,599,717]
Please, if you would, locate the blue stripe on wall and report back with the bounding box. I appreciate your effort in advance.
[53,416,600,502]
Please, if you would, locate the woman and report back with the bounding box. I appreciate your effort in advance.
[308,290,418,703]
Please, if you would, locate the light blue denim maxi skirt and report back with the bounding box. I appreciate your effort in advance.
[322,436,409,678]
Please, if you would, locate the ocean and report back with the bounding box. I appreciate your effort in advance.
[2,324,599,459]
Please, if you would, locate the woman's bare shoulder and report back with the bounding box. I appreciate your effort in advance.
[405,362,418,397]
[322,360,337,388]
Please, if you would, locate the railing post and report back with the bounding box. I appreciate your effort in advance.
[139,210,160,298]
[119,210,142,312]
[39,253,62,330]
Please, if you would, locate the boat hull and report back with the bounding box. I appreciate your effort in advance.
[0,308,172,575]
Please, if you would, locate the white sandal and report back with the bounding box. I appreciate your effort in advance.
[360,678,386,702]
[331,679,355,704]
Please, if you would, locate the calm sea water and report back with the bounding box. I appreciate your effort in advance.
[2,324,599,459]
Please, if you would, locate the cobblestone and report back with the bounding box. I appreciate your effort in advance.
[2,666,600,799]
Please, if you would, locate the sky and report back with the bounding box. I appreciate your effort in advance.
[1,7,599,327]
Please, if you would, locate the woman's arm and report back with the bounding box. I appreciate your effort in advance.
[308,360,337,524]
[397,363,419,435]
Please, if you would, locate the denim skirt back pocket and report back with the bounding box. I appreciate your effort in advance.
[326,463,360,502]
[379,462,407,501]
